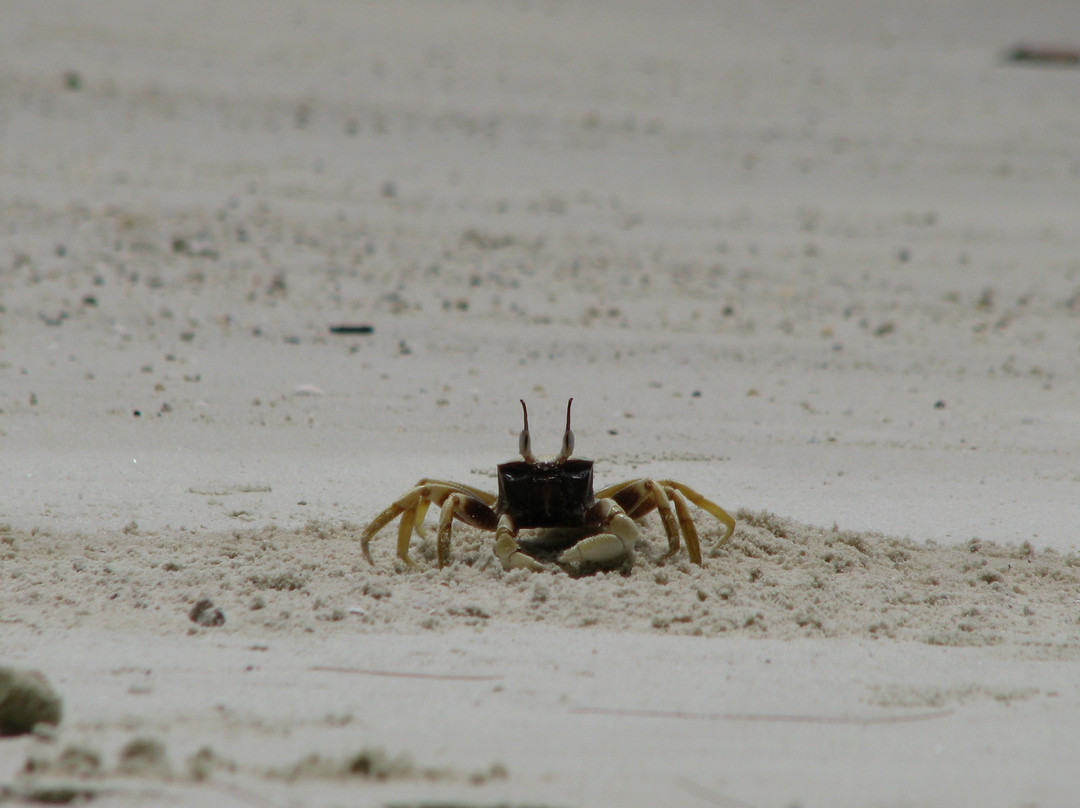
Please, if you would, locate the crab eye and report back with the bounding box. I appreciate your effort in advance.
[518,399,536,462]
[555,398,575,462]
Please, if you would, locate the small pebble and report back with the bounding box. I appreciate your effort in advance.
[0,667,63,735]
[189,599,226,627]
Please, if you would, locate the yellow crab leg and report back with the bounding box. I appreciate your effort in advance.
[360,497,417,564]
[395,504,418,566]
[595,480,635,500]
[436,494,464,567]
[595,478,681,556]
[658,480,736,545]
[412,499,431,539]
[644,480,681,559]
[667,487,702,565]
[411,479,496,539]
[413,478,496,505]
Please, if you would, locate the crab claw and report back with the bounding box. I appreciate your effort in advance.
[557,499,639,565]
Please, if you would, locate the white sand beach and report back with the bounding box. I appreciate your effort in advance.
[2,2,1079,806]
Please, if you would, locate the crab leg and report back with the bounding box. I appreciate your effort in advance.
[646,480,681,559]
[360,480,496,566]
[433,493,499,567]
[413,479,497,506]
[668,487,702,565]
[396,504,419,566]
[656,480,736,546]
[412,479,496,539]
[595,478,735,564]
[359,487,427,566]
[360,498,417,564]
[597,478,681,557]
[412,499,431,538]
[436,495,460,567]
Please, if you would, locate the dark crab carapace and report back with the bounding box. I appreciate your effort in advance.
[359,399,736,571]
[496,400,595,529]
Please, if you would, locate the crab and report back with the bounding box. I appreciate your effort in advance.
[359,399,736,571]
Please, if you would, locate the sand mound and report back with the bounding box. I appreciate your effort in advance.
[5,514,1077,649]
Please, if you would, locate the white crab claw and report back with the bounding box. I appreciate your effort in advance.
[558,531,635,565]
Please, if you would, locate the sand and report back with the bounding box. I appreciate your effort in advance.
[2,1,1080,806]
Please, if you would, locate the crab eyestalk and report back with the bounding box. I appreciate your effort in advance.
[518,399,536,462]
[555,398,575,462]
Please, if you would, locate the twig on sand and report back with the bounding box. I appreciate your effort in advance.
[570,705,953,725]
[675,776,757,808]
[310,665,502,682]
